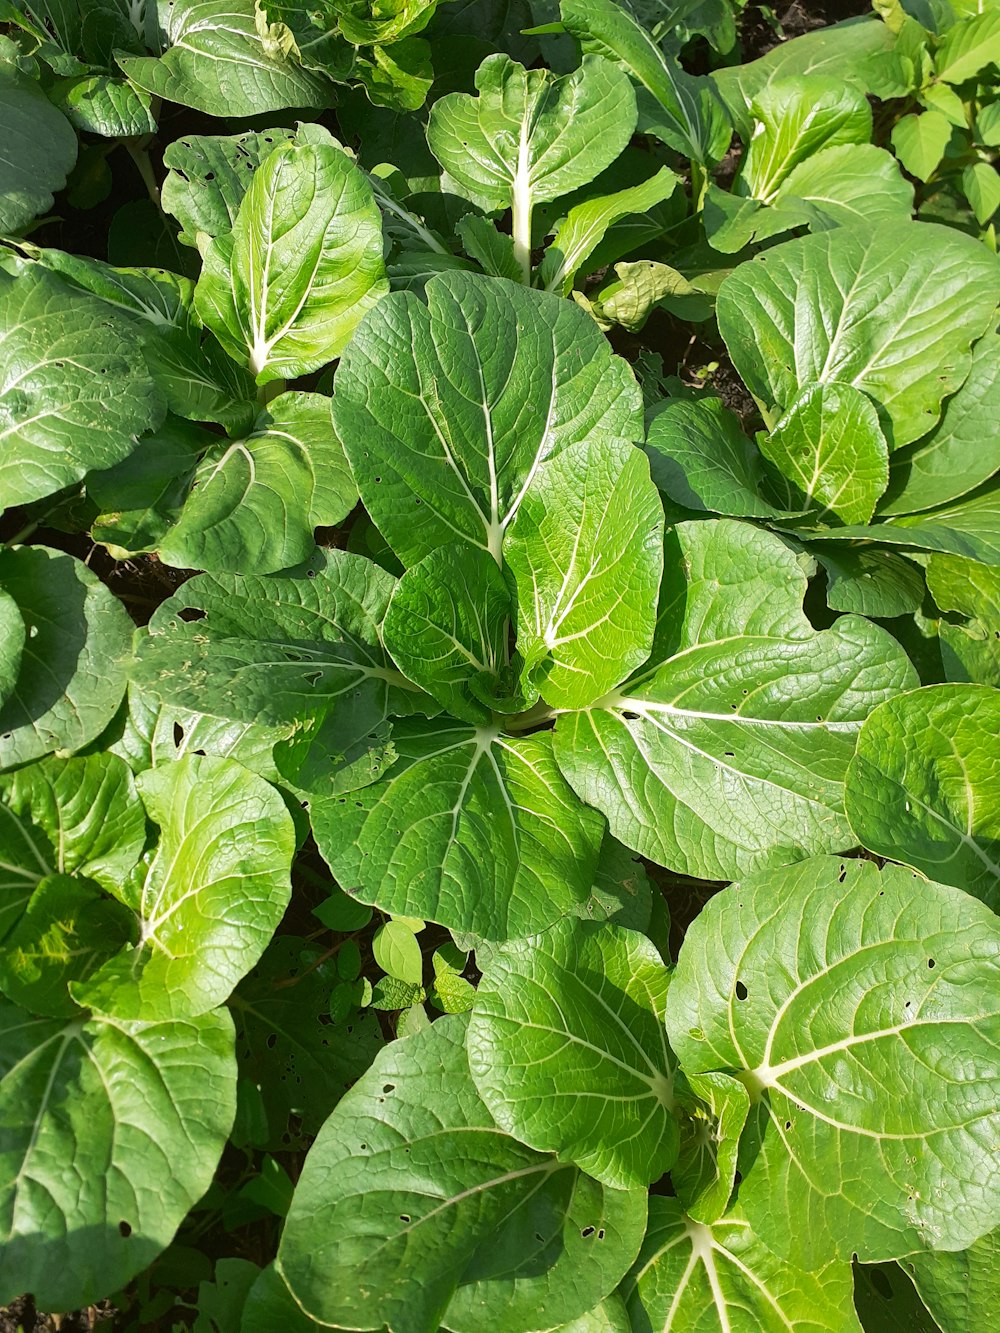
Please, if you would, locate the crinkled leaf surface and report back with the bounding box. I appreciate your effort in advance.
[72,754,295,1021]
[672,1071,749,1225]
[817,546,925,620]
[926,554,1000,686]
[158,392,357,575]
[0,752,145,943]
[717,223,1000,449]
[665,856,1000,1267]
[117,0,333,116]
[0,1003,236,1310]
[810,483,1000,565]
[846,684,1000,910]
[383,543,514,724]
[0,66,77,233]
[761,382,889,525]
[0,546,133,771]
[427,54,636,211]
[0,265,164,510]
[506,437,663,711]
[312,719,604,940]
[196,140,388,383]
[907,1225,1000,1333]
[468,918,675,1189]
[278,1014,647,1333]
[623,1198,862,1333]
[333,270,643,567]
[553,520,916,881]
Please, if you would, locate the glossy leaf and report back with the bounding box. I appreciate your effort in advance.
[0,66,77,233]
[846,684,1000,910]
[666,856,1000,1267]
[926,553,1000,686]
[672,1070,749,1225]
[553,520,916,881]
[468,917,675,1189]
[908,1226,1000,1333]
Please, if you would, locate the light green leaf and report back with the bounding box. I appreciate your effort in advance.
[538,167,679,295]
[0,66,76,233]
[373,919,424,985]
[817,482,1000,564]
[760,382,889,524]
[672,1071,749,1225]
[742,76,872,203]
[817,546,925,618]
[0,752,145,943]
[846,684,1000,909]
[936,9,1000,82]
[907,1226,1000,1333]
[926,553,1000,685]
[468,917,675,1189]
[0,546,133,771]
[243,1263,318,1333]
[52,74,156,137]
[882,334,1000,515]
[158,392,356,575]
[891,110,953,180]
[553,520,916,882]
[0,874,135,1018]
[559,0,731,165]
[334,270,642,568]
[623,1198,862,1333]
[0,589,23,711]
[717,223,1000,448]
[162,127,300,248]
[584,259,716,330]
[0,1003,236,1310]
[977,99,1000,145]
[196,140,387,383]
[770,142,915,231]
[312,719,604,940]
[383,544,514,724]
[544,1293,630,1333]
[132,550,409,797]
[456,215,522,283]
[665,856,1000,1267]
[645,397,791,519]
[117,0,333,116]
[506,437,663,711]
[963,160,1000,224]
[0,265,164,510]
[71,754,295,1021]
[277,1014,647,1333]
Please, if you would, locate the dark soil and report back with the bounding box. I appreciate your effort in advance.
[0,1298,117,1333]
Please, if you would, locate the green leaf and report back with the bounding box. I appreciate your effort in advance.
[312,719,604,940]
[623,1198,862,1333]
[243,1263,319,1333]
[382,544,514,724]
[158,392,356,575]
[0,1003,236,1310]
[0,265,164,510]
[846,684,1000,909]
[645,397,791,519]
[52,75,156,137]
[819,481,1000,564]
[907,1226,1000,1333]
[558,0,731,165]
[0,546,133,771]
[717,223,1000,449]
[754,143,914,240]
[963,160,1000,224]
[926,553,1000,685]
[672,1071,749,1225]
[891,109,953,180]
[507,437,663,710]
[760,382,890,524]
[373,919,424,984]
[426,51,637,211]
[231,934,384,1148]
[334,270,642,568]
[0,589,23,710]
[936,9,1000,82]
[117,0,333,116]
[455,215,521,283]
[468,918,675,1189]
[665,855,1000,1267]
[538,167,679,295]
[854,1260,941,1333]
[817,546,925,618]
[430,970,476,1014]
[277,1014,647,1333]
[742,76,872,203]
[0,874,135,1018]
[882,334,1000,515]
[132,550,408,797]
[583,258,716,330]
[577,834,653,933]
[976,99,1000,146]
[0,752,145,944]
[71,754,295,1021]
[0,66,76,234]
[553,520,916,881]
[196,141,388,383]
[162,127,300,249]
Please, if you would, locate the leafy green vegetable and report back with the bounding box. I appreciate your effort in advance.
[0,65,77,233]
